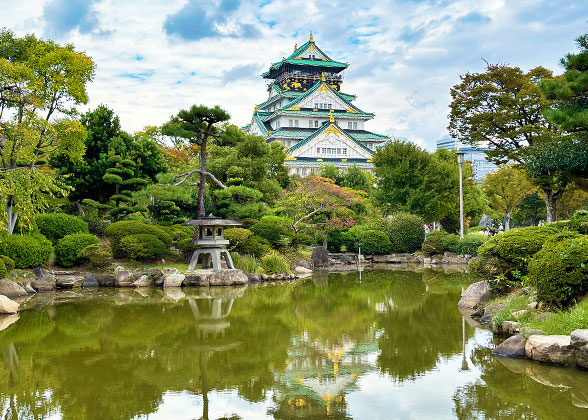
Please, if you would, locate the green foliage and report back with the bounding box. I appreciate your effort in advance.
[55,234,99,268]
[0,259,7,278]
[250,216,292,248]
[224,228,252,252]
[260,251,290,274]
[104,221,172,257]
[326,228,347,252]
[231,253,258,273]
[387,213,425,253]
[529,236,588,307]
[120,234,168,261]
[241,235,272,258]
[36,213,89,244]
[573,209,588,219]
[0,233,53,268]
[421,231,448,256]
[441,233,488,255]
[358,229,392,255]
[0,255,15,272]
[213,185,269,219]
[80,243,112,269]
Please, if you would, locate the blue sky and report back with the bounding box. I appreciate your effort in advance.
[2,0,588,149]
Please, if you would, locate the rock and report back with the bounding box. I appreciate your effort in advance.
[208,269,248,286]
[163,268,178,275]
[83,273,100,288]
[0,314,19,331]
[115,270,134,287]
[261,274,269,281]
[184,272,211,287]
[56,275,84,289]
[423,257,432,265]
[525,335,576,366]
[512,309,528,319]
[457,281,492,309]
[296,259,311,269]
[295,266,312,275]
[493,335,527,358]
[536,312,555,321]
[480,303,506,323]
[372,255,388,264]
[0,295,19,314]
[571,329,588,368]
[247,273,261,283]
[95,274,115,287]
[24,283,36,294]
[311,246,329,268]
[493,320,520,335]
[527,301,538,310]
[149,268,163,282]
[519,327,545,339]
[163,273,185,287]
[0,278,28,298]
[31,276,56,292]
[132,275,153,287]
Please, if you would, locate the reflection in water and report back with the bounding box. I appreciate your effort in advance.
[0,269,586,419]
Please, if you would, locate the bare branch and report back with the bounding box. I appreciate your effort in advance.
[160,169,227,189]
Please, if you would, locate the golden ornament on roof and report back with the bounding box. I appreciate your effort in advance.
[329,110,335,123]
[294,43,297,51]
[310,32,314,42]
[321,72,326,82]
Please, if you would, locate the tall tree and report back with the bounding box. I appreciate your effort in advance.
[161,105,230,219]
[512,192,545,226]
[482,165,537,230]
[448,63,566,222]
[527,33,588,193]
[0,29,94,232]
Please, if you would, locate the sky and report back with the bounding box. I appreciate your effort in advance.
[2,0,588,150]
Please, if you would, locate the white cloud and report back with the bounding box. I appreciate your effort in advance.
[2,0,587,150]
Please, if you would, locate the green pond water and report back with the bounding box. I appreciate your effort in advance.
[1,268,587,420]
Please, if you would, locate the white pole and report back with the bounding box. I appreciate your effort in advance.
[457,152,465,239]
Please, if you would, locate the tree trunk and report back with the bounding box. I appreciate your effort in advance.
[6,196,17,234]
[543,188,563,223]
[504,210,511,231]
[439,217,457,234]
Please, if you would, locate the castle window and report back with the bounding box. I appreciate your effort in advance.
[317,148,320,154]
[343,149,347,155]
[328,104,332,109]
[337,148,341,154]
[353,122,358,129]
[314,120,318,127]
[315,102,318,108]
[289,119,293,127]
[348,122,352,129]
[294,120,299,127]
[309,120,313,128]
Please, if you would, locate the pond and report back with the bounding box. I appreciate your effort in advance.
[1,268,587,420]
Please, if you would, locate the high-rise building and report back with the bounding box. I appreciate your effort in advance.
[244,33,389,176]
[436,136,498,183]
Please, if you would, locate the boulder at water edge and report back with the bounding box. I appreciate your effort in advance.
[311,246,329,268]
[208,269,248,286]
[82,274,99,287]
[457,281,492,309]
[115,269,134,287]
[571,329,588,369]
[0,314,19,331]
[163,273,185,287]
[0,279,28,298]
[493,335,526,358]
[132,275,153,287]
[525,335,576,366]
[0,295,19,314]
[56,275,84,288]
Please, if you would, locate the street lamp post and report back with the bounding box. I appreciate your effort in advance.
[457,151,465,239]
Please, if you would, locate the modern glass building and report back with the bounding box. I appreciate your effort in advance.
[436,136,498,183]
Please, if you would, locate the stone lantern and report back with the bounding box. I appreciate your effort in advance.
[182,215,242,271]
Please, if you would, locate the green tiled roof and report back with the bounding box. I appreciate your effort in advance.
[348,131,388,140]
[288,40,334,61]
[280,80,369,115]
[289,122,374,155]
[252,113,270,136]
[262,109,374,121]
[271,58,347,69]
[285,160,374,167]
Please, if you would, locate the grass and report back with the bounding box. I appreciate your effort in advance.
[232,253,259,273]
[489,288,588,335]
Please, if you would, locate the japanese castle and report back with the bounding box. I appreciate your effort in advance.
[244,33,389,176]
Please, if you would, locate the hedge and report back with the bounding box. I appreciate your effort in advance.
[358,230,392,255]
[0,233,54,268]
[36,213,89,244]
[441,233,488,255]
[0,259,6,278]
[120,233,168,260]
[529,235,588,307]
[224,228,253,252]
[55,234,100,268]
[250,216,292,248]
[387,213,425,253]
[104,221,172,257]
[0,255,15,272]
[80,243,112,269]
[421,231,448,256]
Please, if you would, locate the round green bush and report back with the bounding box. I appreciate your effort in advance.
[36,213,89,244]
[327,229,347,252]
[421,231,448,256]
[55,234,100,268]
[456,234,488,255]
[0,259,6,278]
[387,213,425,253]
[105,221,172,257]
[0,255,15,272]
[80,243,113,269]
[224,228,253,252]
[241,235,272,258]
[358,230,392,255]
[0,233,54,268]
[250,216,292,248]
[529,236,588,307]
[260,250,290,274]
[120,233,168,260]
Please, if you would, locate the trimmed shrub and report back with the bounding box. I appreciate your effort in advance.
[529,236,588,307]
[250,216,292,248]
[0,255,15,272]
[326,229,347,252]
[231,253,259,273]
[0,259,6,278]
[80,243,112,269]
[572,210,588,219]
[224,228,253,252]
[177,238,197,260]
[120,233,168,261]
[421,231,448,256]
[105,221,172,257]
[36,213,89,244]
[343,225,368,253]
[291,231,314,247]
[241,235,272,258]
[0,233,54,268]
[260,251,290,274]
[55,234,100,268]
[358,230,392,255]
[387,213,425,253]
[441,233,488,255]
